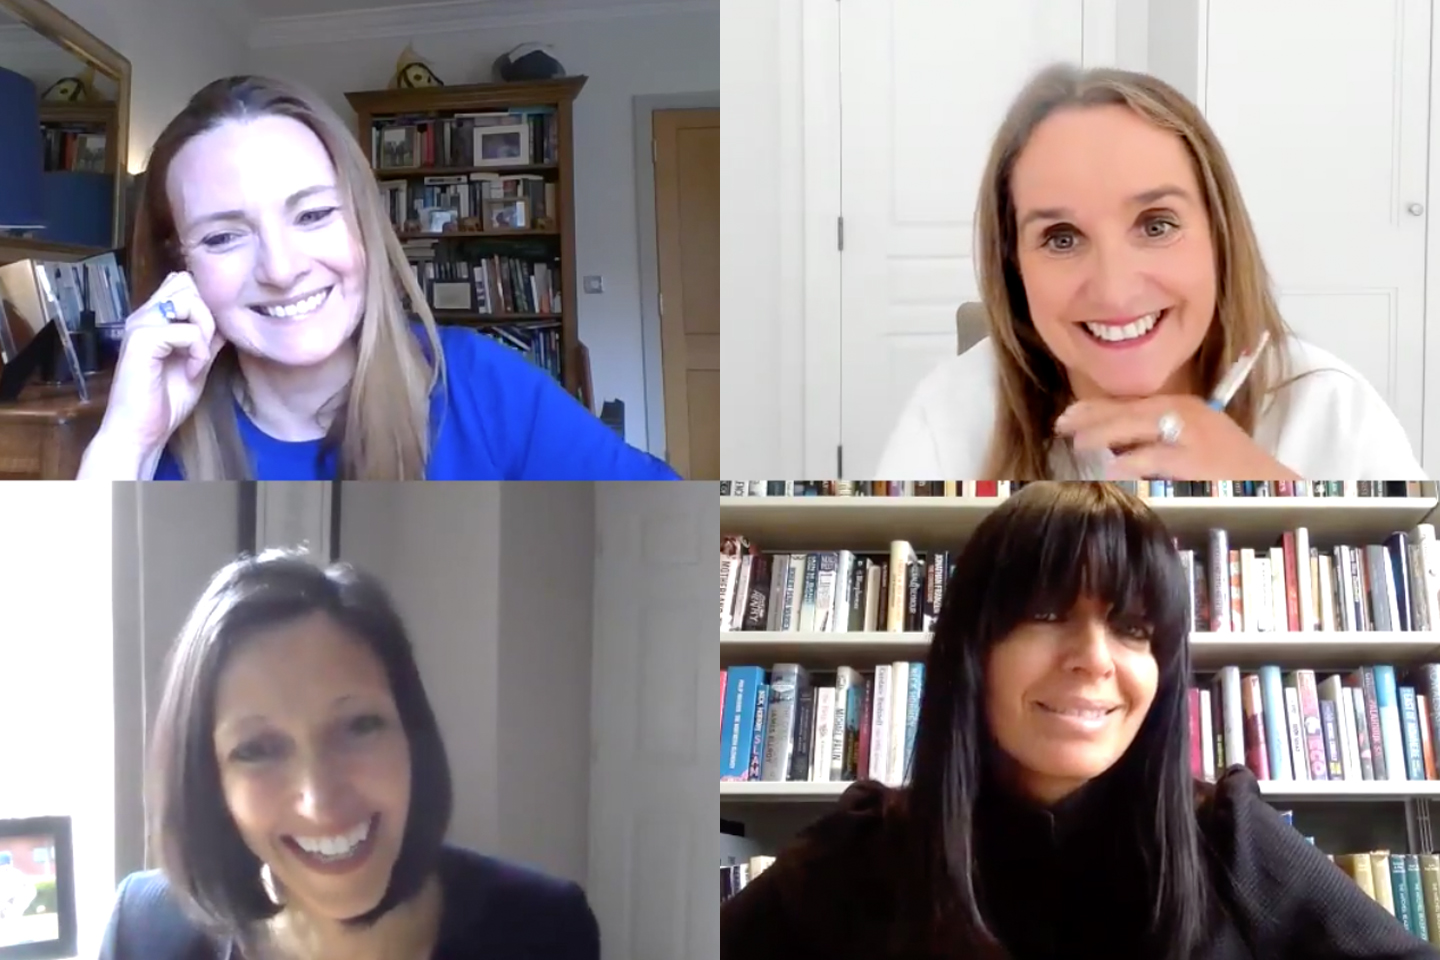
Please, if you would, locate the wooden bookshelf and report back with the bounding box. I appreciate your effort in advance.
[39,101,119,175]
[721,489,1440,827]
[721,779,1440,803]
[346,77,588,395]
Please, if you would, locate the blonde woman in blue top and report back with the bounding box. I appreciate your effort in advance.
[78,75,677,481]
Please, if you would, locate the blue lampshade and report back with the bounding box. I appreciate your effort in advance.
[0,65,46,231]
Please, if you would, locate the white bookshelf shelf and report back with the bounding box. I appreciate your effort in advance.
[721,496,1440,550]
[720,779,1440,803]
[719,631,1440,670]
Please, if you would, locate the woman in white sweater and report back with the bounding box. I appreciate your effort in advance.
[875,63,1424,482]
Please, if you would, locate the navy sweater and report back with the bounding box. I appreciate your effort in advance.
[99,846,600,960]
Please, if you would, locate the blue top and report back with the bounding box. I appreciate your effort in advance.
[154,325,680,480]
[99,845,601,960]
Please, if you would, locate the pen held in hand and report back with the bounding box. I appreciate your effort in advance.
[1207,330,1271,411]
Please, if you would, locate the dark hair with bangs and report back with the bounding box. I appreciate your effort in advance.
[900,481,1204,959]
[146,548,452,943]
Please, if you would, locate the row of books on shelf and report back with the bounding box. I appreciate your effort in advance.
[404,249,561,317]
[720,523,1440,636]
[371,108,558,171]
[1325,843,1440,944]
[720,480,1433,499]
[477,323,562,381]
[718,822,1440,947]
[720,660,1440,786]
[380,173,557,234]
[720,663,924,783]
[42,126,107,174]
[721,856,774,904]
[1196,664,1440,783]
[1182,526,1440,634]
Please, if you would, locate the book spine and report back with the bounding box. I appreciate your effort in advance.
[1375,666,1407,782]
[746,684,769,781]
[788,686,817,782]
[1294,670,1328,779]
[1258,666,1293,779]
[1400,686,1426,781]
[759,664,806,781]
[1208,529,1231,631]
[1318,698,1343,780]
[1361,667,1389,780]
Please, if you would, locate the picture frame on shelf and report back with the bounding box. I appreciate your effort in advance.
[421,207,458,234]
[485,198,528,231]
[0,816,76,960]
[475,122,530,166]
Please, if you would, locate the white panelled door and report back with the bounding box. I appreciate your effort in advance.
[1202,0,1431,461]
[838,0,1096,478]
[588,483,716,960]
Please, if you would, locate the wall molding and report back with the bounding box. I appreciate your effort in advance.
[249,0,715,49]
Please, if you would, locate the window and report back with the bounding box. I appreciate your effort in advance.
[0,484,112,960]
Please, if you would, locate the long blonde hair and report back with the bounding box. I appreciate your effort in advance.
[130,75,444,479]
[976,63,1291,479]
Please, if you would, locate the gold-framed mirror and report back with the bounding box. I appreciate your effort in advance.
[0,0,131,261]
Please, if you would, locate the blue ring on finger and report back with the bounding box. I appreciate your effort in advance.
[157,299,177,322]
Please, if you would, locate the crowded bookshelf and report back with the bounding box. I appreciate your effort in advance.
[345,77,587,398]
[719,481,1440,940]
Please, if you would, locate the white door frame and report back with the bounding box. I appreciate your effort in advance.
[1423,4,1440,475]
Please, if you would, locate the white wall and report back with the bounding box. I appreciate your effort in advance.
[339,482,505,859]
[250,8,719,449]
[720,0,805,476]
[339,481,595,883]
[495,483,595,881]
[112,481,244,881]
[45,0,247,170]
[0,484,113,959]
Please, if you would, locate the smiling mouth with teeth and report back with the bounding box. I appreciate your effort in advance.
[1037,702,1121,720]
[286,812,376,863]
[253,286,333,320]
[1082,307,1168,344]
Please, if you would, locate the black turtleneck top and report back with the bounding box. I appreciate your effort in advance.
[720,765,1440,960]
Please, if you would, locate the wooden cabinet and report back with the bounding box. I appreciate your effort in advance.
[0,379,107,478]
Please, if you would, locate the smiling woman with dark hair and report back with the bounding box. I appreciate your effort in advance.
[98,550,599,960]
[721,482,1437,960]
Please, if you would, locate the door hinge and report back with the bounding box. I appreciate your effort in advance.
[651,138,657,164]
[837,445,844,476]
[837,216,844,251]
[658,292,664,316]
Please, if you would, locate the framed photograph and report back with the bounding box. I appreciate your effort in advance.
[0,817,76,960]
[485,199,529,231]
[422,207,458,234]
[474,122,530,167]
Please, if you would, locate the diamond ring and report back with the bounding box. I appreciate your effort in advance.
[1157,411,1183,445]
[157,299,178,322]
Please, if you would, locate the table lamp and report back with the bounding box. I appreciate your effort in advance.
[0,65,46,234]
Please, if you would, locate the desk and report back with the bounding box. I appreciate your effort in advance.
[0,375,109,479]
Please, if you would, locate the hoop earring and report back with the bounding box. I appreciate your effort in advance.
[260,862,285,907]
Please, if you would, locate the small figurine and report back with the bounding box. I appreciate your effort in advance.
[42,65,101,102]
[391,44,443,89]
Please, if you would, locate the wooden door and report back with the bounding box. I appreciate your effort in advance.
[654,108,719,480]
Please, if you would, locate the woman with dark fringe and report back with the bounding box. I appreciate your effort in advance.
[720,481,1438,959]
[98,550,599,960]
